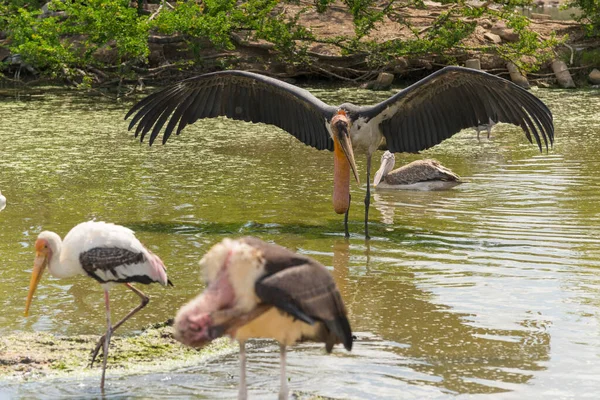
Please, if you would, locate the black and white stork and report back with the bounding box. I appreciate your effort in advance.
[24,220,172,390]
[173,236,352,400]
[125,66,554,238]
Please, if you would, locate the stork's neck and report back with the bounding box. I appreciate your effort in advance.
[332,137,350,214]
[43,234,80,279]
[46,236,65,278]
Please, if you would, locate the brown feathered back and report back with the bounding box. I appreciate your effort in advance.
[242,237,353,351]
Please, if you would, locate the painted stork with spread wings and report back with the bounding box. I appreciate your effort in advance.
[174,236,352,400]
[125,66,554,238]
[24,221,172,391]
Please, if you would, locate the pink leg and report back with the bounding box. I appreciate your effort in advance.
[90,283,149,367]
[100,289,112,391]
[239,341,247,400]
[279,344,288,400]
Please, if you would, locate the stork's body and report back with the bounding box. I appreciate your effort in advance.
[0,191,5,211]
[373,151,461,191]
[126,66,554,239]
[174,237,352,400]
[24,221,172,391]
[475,118,497,140]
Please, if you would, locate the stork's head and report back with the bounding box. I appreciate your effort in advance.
[173,239,265,348]
[24,231,62,317]
[373,151,396,186]
[331,110,359,185]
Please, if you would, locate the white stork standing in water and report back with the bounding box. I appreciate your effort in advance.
[373,151,461,191]
[24,220,172,391]
[173,236,352,400]
[0,190,5,211]
[474,117,497,140]
[125,66,554,238]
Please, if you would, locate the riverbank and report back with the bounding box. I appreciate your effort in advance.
[0,323,335,399]
[1,1,598,89]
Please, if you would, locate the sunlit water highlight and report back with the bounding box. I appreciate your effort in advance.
[0,84,599,398]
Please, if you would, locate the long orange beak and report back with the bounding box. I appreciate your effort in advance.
[337,132,360,185]
[24,251,47,317]
[331,112,359,185]
[332,112,360,214]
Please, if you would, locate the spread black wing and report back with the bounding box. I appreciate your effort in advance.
[362,66,554,153]
[125,70,337,150]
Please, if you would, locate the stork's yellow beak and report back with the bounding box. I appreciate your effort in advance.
[24,244,48,317]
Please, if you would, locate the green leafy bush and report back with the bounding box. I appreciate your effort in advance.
[0,0,566,80]
[564,0,600,36]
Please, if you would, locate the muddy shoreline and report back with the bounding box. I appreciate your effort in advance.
[0,322,234,382]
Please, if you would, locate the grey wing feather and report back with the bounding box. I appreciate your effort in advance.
[80,247,145,272]
[361,66,554,153]
[79,247,154,284]
[385,159,460,184]
[255,263,353,351]
[125,70,337,150]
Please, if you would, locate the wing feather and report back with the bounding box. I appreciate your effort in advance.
[126,71,337,150]
[255,263,353,351]
[362,66,553,153]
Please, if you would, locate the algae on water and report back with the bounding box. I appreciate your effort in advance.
[0,323,235,381]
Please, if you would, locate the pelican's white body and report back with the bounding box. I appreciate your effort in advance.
[373,152,461,191]
[375,180,461,191]
[40,221,168,286]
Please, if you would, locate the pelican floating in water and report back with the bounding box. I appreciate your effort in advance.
[125,66,554,238]
[373,151,461,191]
[0,191,5,211]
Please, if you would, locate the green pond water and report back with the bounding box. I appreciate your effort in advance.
[0,83,599,399]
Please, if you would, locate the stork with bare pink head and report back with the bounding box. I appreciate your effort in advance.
[174,237,352,400]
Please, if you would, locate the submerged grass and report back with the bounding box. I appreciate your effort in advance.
[0,321,235,382]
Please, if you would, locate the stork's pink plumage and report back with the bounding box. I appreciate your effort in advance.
[24,220,172,391]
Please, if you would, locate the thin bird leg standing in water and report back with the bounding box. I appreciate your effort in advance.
[100,289,112,391]
[344,194,351,238]
[279,344,289,400]
[239,341,248,400]
[90,283,150,367]
[364,154,372,240]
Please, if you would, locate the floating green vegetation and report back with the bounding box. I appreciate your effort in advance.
[0,323,236,381]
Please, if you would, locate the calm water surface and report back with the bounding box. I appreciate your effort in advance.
[0,84,599,399]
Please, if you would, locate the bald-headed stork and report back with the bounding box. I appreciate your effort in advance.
[373,151,461,191]
[24,221,172,391]
[174,236,352,400]
[125,66,554,238]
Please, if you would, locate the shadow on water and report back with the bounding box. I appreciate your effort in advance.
[124,220,418,243]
